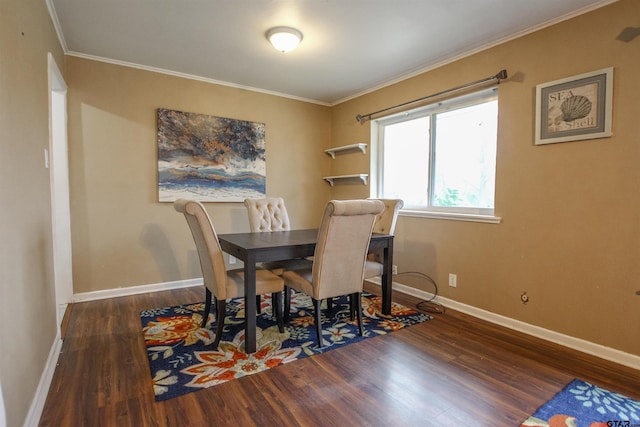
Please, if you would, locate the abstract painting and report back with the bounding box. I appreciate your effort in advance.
[157,108,266,202]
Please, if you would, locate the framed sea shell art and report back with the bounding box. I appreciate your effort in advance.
[535,67,613,145]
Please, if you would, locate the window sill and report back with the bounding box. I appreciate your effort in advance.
[399,209,502,224]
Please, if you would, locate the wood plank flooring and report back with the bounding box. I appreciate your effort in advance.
[39,285,640,426]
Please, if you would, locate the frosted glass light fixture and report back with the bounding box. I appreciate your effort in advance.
[266,26,303,53]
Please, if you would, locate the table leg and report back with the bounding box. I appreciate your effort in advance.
[381,238,393,315]
[244,254,257,353]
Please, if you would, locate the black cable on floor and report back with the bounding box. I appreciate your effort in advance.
[394,271,446,315]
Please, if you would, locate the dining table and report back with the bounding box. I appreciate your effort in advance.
[217,228,394,353]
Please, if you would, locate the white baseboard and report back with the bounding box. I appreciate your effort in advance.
[31,276,637,426]
[23,334,63,427]
[76,276,640,370]
[366,277,640,371]
[73,278,203,302]
[28,278,203,425]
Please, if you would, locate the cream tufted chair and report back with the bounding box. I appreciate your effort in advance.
[174,199,285,350]
[244,197,312,276]
[282,199,385,348]
[244,197,291,232]
[364,199,404,279]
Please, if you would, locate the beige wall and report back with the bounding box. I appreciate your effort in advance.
[67,0,640,358]
[2,1,637,425]
[0,0,64,425]
[66,57,332,294]
[331,0,640,357]
[2,1,638,424]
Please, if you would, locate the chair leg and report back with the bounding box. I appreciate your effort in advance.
[256,295,262,314]
[202,288,212,327]
[272,291,284,333]
[355,292,363,337]
[326,297,333,316]
[313,298,323,348]
[349,293,355,321]
[284,286,292,321]
[212,299,226,350]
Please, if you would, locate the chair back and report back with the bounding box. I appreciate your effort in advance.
[244,197,291,232]
[369,199,404,264]
[312,199,384,300]
[174,199,227,299]
[372,199,404,235]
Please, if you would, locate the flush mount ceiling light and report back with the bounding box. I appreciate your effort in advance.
[266,26,303,53]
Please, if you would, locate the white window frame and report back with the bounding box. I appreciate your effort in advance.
[370,87,502,224]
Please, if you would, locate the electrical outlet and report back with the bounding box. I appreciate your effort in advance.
[392,265,398,275]
[228,255,237,265]
[448,273,457,287]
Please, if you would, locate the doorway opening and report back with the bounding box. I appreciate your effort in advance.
[48,53,73,333]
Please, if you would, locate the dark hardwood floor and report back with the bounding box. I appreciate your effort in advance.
[39,285,640,426]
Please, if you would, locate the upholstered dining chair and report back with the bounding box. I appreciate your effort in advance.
[244,197,291,232]
[282,199,385,348]
[244,197,312,275]
[364,199,404,279]
[174,199,285,350]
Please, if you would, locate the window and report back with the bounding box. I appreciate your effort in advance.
[371,87,499,221]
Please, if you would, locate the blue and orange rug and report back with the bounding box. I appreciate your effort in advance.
[521,379,640,427]
[140,291,431,401]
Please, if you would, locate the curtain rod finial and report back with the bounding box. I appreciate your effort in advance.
[496,69,508,80]
[356,114,367,124]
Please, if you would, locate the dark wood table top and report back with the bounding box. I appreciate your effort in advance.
[217,228,395,353]
[218,228,392,262]
[218,228,319,250]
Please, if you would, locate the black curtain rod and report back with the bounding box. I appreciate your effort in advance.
[356,69,508,124]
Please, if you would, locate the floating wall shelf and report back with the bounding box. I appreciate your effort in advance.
[324,143,367,159]
[323,174,369,186]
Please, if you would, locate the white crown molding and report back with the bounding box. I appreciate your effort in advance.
[46,0,617,107]
[333,0,620,105]
[45,0,68,53]
[64,51,332,107]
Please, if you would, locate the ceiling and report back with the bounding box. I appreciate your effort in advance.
[47,0,616,105]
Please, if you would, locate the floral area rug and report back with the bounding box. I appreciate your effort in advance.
[521,379,640,427]
[140,291,431,401]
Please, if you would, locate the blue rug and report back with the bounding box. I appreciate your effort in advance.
[521,379,640,427]
[140,291,431,401]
